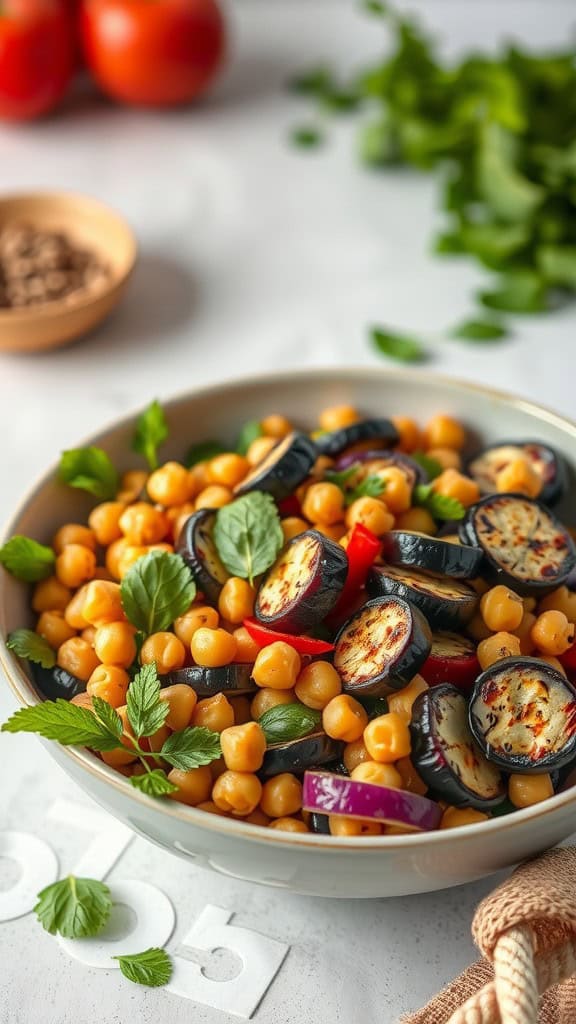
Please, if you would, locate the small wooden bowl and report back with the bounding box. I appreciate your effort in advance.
[0,192,137,353]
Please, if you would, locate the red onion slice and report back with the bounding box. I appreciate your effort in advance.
[302,771,442,832]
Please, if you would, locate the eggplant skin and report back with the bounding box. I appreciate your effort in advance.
[260,732,344,778]
[469,656,576,774]
[234,432,317,500]
[410,685,505,810]
[335,595,432,697]
[459,493,576,595]
[381,531,483,579]
[315,418,399,457]
[177,508,229,604]
[255,529,348,633]
[32,664,85,701]
[367,565,478,630]
[468,441,568,507]
[334,449,426,488]
[162,664,256,696]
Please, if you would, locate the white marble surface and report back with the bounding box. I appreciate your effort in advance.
[2,2,576,1022]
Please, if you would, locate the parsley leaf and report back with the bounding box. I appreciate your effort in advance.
[236,419,263,456]
[185,440,226,467]
[410,452,443,481]
[289,125,323,148]
[126,663,169,739]
[160,726,221,771]
[91,695,123,742]
[371,326,428,364]
[34,876,112,939]
[414,483,465,521]
[130,770,179,798]
[120,551,196,635]
[325,467,357,490]
[347,476,386,503]
[258,704,321,744]
[59,447,118,500]
[7,629,55,669]
[451,318,509,342]
[1,698,125,750]
[132,400,168,471]
[0,536,55,582]
[114,948,173,988]
[214,492,283,586]
[478,270,549,314]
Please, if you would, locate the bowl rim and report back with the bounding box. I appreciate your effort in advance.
[0,190,137,324]
[2,364,576,852]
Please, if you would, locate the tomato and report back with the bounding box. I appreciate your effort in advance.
[0,0,75,120]
[80,0,225,107]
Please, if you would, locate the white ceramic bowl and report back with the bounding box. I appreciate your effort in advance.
[2,369,576,899]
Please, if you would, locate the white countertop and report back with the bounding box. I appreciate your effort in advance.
[1,2,576,1022]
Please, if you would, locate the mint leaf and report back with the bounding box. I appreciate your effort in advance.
[258,704,321,744]
[289,126,323,148]
[126,663,169,739]
[1,699,122,751]
[132,400,168,471]
[537,245,576,288]
[410,452,443,481]
[214,492,283,586]
[478,270,549,314]
[120,551,196,635]
[451,318,509,342]
[236,420,262,456]
[7,629,56,668]
[59,447,118,500]
[160,726,221,771]
[185,440,225,467]
[114,948,172,988]
[371,326,428,364]
[346,475,386,504]
[130,770,178,798]
[0,536,55,582]
[35,877,112,939]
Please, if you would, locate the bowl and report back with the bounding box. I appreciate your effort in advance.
[2,368,576,898]
[0,192,137,353]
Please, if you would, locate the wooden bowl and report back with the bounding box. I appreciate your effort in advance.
[0,192,137,353]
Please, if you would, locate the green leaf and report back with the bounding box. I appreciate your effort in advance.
[460,222,530,270]
[433,231,467,255]
[35,876,112,939]
[258,704,321,744]
[160,726,221,771]
[370,326,428,364]
[359,117,401,167]
[414,484,465,521]
[185,440,226,467]
[289,125,323,148]
[325,466,358,490]
[132,400,168,471]
[0,536,55,582]
[410,452,443,481]
[362,0,389,15]
[130,770,178,798]
[7,629,56,668]
[478,270,548,313]
[1,699,124,751]
[120,551,196,635]
[114,948,173,988]
[214,492,284,586]
[477,124,543,223]
[346,475,386,504]
[451,318,509,342]
[236,419,263,456]
[91,695,123,742]
[126,663,169,739]
[537,245,576,288]
[59,447,118,501]
[289,66,334,98]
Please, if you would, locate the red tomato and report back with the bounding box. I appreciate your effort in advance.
[0,0,75,120]
[80,0,225,107]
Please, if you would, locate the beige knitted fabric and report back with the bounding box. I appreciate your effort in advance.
[401,848,576,1024]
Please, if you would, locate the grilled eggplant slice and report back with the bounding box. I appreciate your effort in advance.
[315,418,399,457]
[367,565,478,629]
[410,685,505,809]
[177,508,229,603]
[32,664,86,701]
[260,732,343,778]
[381,531,483,579]
[234,432,317,500]
[469,656,576,773]
[459,493,576,595]
[334,595,431,697]
[162,664,257,697]
[255,529,348,633]
[420,631,480,691]
[334,449,426,489]
[468,441,568,506]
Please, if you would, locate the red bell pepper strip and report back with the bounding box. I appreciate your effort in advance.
[560,643,576,674]
[333,523,381,615]
[243,617,334,655]
[277,494,302,518]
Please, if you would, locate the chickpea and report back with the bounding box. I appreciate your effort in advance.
[117,545,148,579]
[477,632,521,670]
[250,687,295,719]
[260,773,302,818]
[431,469,480,508]
[343,738,372,773]
[218,577,255,624]
[481,585,524,632]
[302,482,345,527]
[220,722,267,773]
[159,684,197,731]
[322,694,368,742]
[423,414,465,451]
[36,610,76,649]
[32,576,71,614]
[168,766,213,806]
[70,692,94,711]
[82,580,125,627]
[195,485,234,510]
[57,637,100,681]
[281,517,308,543]
[345,497,394,536]
[467,612,492,643]
[531,610,575,656]
[88,502,125,546]
[191,627,237,667]
[426,448,462,471]
[117,469,148,503]
[363,713,411,763]
[351,761,403,788]
[261,415,293,439]
[93,622,137,668]
[53,524,96,554]
[508,773,554,809]
[212,771,262,816]
[509,611,536,655]
[105,538,130,580]
[82,625,97,645]
[99,706,138,767]
[193,693,235,732]
[387,675,428,723]
[63,584,90,629]
[233,626,261,663]
[496,458,542,499]
[269,817,309,832]
[440,807,489,829]
[329,816,381,836]
[246,436,277,466]
[141,632,186,673]
[374,467,411,515]
[187,461,211,497]
[230,695,252,725]
[147,462,191,507]
[538,586,576,624]
[391,416,421,453]
[118,503,168,546]
[196,800,230,817]
[312,522,347,542]
[395,507,437,535]
[252,642,301,690]
[174,605,219,646]
[319,405,359,432]
[294,661,342,710]
[55,544,97,589]
[244,808,271,827]
[86,665,130,708]
[207,454,250,489]
[395,756,428,796]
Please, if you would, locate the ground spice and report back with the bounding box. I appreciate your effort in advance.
[0,222,109,309]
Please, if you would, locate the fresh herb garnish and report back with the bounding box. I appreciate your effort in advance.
[451,318,509,342]
[325,466,386,505]
[258,704,322,744]
[290,125,323,148]
[7,629,56,668]
[160,726,222,771]
[370,326,428,364]
[410,452,443,481]
[130,770,179,798]
[214,492,283,586]
[1,698,125,750]
[0,536,55,583]
[114,948,173,988]
[236,419,263,456]
[120,551,196,635]
[414,483,465,521]
[59,447,118,500]
[132,400,168,471]
[185,440,226,467]
[34,876,112,939]
[126,661,169,739]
